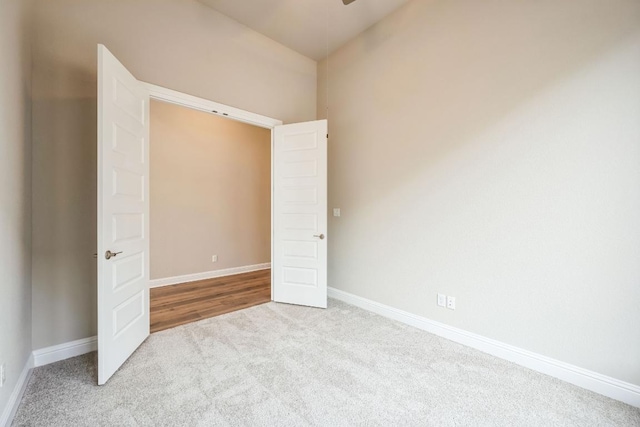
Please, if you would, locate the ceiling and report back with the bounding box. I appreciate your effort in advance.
[198,0,412,60]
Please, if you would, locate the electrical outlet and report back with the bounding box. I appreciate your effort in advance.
[447,296,456,310]
[437,294,446,307]
[211,255,218,263]
[333,208,341,217]
[0,363,5,387]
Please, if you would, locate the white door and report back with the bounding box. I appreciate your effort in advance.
[273,120,328,308]
[97,45,150,385]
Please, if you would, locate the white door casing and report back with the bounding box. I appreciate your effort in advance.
[273,120,328,308]
[97,44,150,385]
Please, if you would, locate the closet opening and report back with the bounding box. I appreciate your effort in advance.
[148,99,272,333]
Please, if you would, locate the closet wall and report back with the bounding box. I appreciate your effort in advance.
[150,100,271,280]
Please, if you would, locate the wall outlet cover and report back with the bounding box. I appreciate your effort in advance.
[447,296,456,310]
[0,363,5,387]
[212,255,218,263]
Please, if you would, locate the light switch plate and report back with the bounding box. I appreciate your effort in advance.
[437,294,446,307]
[333,208,341,217]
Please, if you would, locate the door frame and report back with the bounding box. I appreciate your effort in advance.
[141,82,282,299]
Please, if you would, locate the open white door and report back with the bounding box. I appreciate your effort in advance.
[97,45,150,385]
[273,120,328,308]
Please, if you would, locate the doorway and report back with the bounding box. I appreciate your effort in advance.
[148,99,272,332]
[97,43,328,385]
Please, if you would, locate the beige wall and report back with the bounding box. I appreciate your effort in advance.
[0,0,32,417]
[150,100,271,279]
[31,0,316,349]
[318,0,640,385]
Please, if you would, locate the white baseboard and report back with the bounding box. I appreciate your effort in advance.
[29,263,272,369]
[32,336,97,368]
[149,263,271,288]
[0,337,98,426]
[0,353,34,427]
[328,287,640,408]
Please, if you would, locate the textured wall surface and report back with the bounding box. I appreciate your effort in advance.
[0,0,32,418]
[318,0,640,385]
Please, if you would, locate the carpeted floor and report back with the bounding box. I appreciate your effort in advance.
[12,299,640,426]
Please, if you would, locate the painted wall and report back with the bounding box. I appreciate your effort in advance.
[318,0,640,385]
[150,100,271,280]
[0,0,32,419]
[31,0,316,349]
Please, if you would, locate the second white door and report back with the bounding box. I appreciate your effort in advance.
[273,120,328,308]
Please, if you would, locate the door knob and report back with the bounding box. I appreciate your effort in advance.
[313,234,325,240]
[105,250,123,260]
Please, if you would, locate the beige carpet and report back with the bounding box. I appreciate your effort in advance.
[12,299,640,426]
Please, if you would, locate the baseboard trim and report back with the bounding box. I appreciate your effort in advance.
[149,263,271,288]
[32,336,97,368]
[0,353,33,427]
[328,287,640,408]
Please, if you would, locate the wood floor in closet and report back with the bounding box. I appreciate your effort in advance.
[150,269,271,333]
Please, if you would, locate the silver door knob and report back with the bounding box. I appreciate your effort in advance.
[105,250,123,260]
[313,234,325,240]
